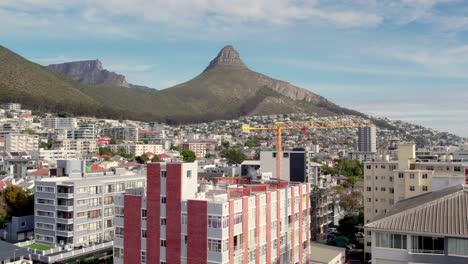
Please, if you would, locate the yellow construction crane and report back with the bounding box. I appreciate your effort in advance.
[242,119,373,180]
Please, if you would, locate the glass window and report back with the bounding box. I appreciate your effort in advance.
[448,238,468,256]
[411,236,444,254]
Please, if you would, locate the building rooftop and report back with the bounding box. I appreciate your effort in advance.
[0,240,29,261]
[366,184,468,237]
[309,242,344,264]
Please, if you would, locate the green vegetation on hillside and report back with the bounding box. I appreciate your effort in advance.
[0,45,362,124]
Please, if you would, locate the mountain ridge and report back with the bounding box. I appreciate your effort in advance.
[0,44,361,123]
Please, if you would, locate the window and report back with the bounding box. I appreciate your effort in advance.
[427,166,434,171]
[37,198,54,205]
[160,218,166,225]
[142,209,147,220]
[409,186,415,191]
[410,174,415,179]
[182,213,187,225]
[366,176,371,181]
[389,176,393,182]
[36,222,54,230]
[366,187,371,192]
[234,212,242,224]
[114,247,124,258]
[37,210,54,217]
[104,196,114,205]
[76,211,86,218]
[381,165,386,169]
[375,233,407,249]
[142,230,147,238]
[161,196,166,204]
[389,188,394,194]
[161,171,166,178]
[116,227,124,238]
[186,170,192,178]
[398,173,404,178]
[160,240,166,247]
[411,236,444,254]
[381,187,386,192]
[366,165,371,169]
[422,186,428,192]
[283,153,289,158]
[448,238,468,256]
[208,239,222,252]
[454,167,461,172]
[422,173,428,179]
[141,251,147,263]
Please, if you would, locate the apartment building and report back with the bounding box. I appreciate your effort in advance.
[363,142,468,258]
[41,117,77,130]
[138,129,164,141]
[53,139,98,155]
[109,144,163,157]
[113,162,311,264]
[2,103,22,111]
[358,126,376,153]
[67,124,97,140]
[366,184,468,264]
[34,166,146,248]
[102,127,138,142]
[5,133,39,152]
[31,149,78,161]
[181,142,207,160]
[259,149,323,186]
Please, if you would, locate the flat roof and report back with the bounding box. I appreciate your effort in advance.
[309,242,345,263]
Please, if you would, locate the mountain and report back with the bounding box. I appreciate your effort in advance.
[157,45,362,121]
[0,44,361,123]
[48,60,156,91]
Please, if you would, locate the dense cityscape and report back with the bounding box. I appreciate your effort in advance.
[2,1,468,263]
[0,102,466,263]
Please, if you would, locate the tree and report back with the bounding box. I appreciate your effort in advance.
[331,186,363,214]
[5,111,12,118]
[109,137,117,145]
[336,159,364,178]
[2,186,34,217]
[224,147,247,165]
[0,171,6,175]
[99,147,113,156]
[39,139,53,150]
[151,155,161,162]
[135,154,150,164]
[180,149,196,162]
[205,153,215,159]
[170,145,180,151]
[244,140,259,148]
[24,128,35,135]
[322,165,338,176]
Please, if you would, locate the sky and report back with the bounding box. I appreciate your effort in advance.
[1,0,467,137]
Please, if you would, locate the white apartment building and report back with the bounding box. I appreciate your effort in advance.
[34,168,146,248]
[102,127,138,142]
[31,148,78,161]
[5,133,39,152]
[53,139,98,155]
[2,103,22,111]
[363,142,468,259]
[41,118,77,130]
[109,144,163,157]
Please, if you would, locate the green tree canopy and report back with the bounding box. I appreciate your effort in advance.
[151,155,161,162]
[180,149,196,162]
[98,147,113,156]
[224,147,247,165]
[136,154,150,164]
[2,186,34,217]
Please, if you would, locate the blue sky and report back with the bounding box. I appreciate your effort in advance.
[1,0,468,137]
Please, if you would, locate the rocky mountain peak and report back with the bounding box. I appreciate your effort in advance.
[204,45,247,71]
[48,59,129,87]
